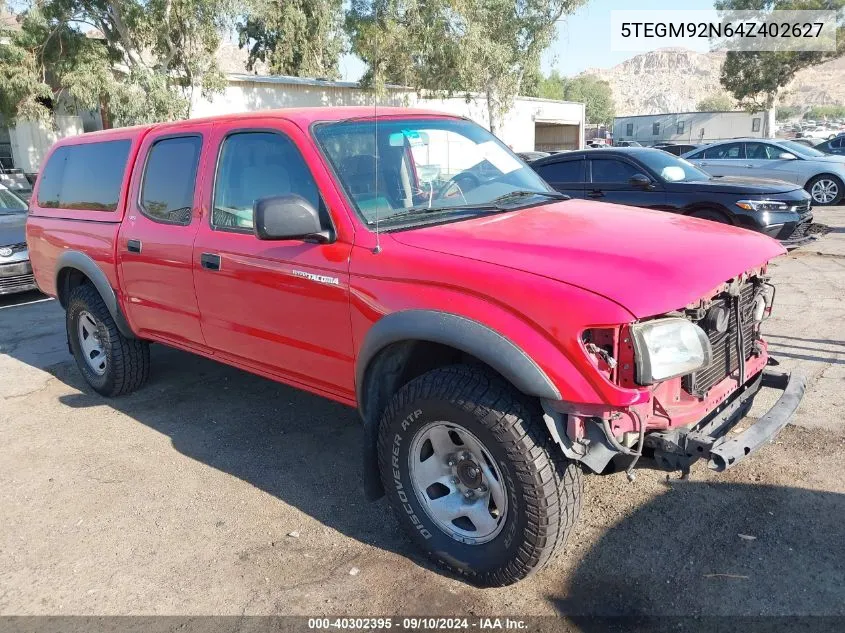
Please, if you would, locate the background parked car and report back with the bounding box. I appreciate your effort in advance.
[0,167,33,203]
[613,140,642,147]
[652,143,700,156]
[0,184,37,296]
[516,151,550,162]
[683,138,845,206]
[814,135,845,156]
[530,147,814,246]
[790,137,828,149]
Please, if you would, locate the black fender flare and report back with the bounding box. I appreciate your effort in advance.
[683,205,735,225]
[55,250,136,339]
[356,310,561,499]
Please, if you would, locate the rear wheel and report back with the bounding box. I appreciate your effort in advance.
[377,365,582,586]
[806,175,843,206]
[67,283,150,396]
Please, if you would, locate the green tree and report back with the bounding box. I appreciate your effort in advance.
[347,0,586,134]
[776,105,801,120]
[238,0,345,78]
[697,93,735,111]
[0,0,234,126]
[562,75,615,125]
[805,104,845,119]
[537,72,615,125]
[716,0,845,109]
[520,59,543,98]
[538,69,567,101]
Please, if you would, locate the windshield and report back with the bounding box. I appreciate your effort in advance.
[0,188,27,214]
[779,140,826,158]
[637,150,711,183]
[313,117,554,227]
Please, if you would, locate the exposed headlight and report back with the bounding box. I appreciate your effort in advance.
[631,317,712,385]
[736,199,789,212]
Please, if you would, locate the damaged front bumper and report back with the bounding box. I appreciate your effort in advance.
[542,367,805,476]
[645,368,805,473]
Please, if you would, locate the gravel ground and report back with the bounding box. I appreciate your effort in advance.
[1,209,844,620]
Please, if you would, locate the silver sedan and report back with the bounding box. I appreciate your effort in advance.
[683,138,845,206]
[0,184,37,296]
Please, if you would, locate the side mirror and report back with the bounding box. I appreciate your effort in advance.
[778,152,797,160]
[629,173,653,189]
[253,195,331,243]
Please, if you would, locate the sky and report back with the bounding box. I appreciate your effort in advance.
[340,0,718,82]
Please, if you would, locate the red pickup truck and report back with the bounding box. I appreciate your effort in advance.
[26,107,804,586]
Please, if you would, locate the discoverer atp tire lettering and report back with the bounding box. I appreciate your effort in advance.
[376,365,582,587]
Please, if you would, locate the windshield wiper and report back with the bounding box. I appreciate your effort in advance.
[382,190,570,222]
[383,202,507,221]
[490,190,570,203]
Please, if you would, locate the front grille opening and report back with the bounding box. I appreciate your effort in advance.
[683,282,758,397]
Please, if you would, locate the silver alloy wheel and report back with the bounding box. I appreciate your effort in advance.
[408,422,508,544]
[77,310,107,376]
[811,179,839,204]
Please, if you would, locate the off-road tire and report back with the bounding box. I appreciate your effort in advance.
[377,365,582,587]
[805,174,844,206]
[66,283,150,397]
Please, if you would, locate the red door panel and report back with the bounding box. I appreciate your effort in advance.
[191,119,355,401]
[118,124,212,347]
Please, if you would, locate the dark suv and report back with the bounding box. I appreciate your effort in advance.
[531,147,814,246]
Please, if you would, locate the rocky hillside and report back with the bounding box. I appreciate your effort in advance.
[585,48,845,115]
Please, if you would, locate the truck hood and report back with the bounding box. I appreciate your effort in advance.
[675,176,801,195]
[391,200,785,319]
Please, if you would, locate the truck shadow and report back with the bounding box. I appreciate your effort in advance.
[0,295,422,567]
[52,343,420,557]
[3,297,845,603]
[551,479,845,626]
[766,334,845,365]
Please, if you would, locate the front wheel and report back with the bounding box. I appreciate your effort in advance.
[377,365,582,586]
[806,175,843,206]
[67,283,150,397]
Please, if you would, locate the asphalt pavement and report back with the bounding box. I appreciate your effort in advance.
[1,209,844,621]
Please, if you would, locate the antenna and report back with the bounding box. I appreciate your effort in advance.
[372,15,382,255]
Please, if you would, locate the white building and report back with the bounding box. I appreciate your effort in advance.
[613,110,776,146]
[2,73,585,176]
[1,116,89,176]
[190,74,585,153]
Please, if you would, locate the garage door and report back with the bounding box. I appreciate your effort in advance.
[535,123,579,151]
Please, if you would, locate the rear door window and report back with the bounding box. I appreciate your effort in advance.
[534,159,585,183]
[702,143,744,160]
[37,140,131,211]
[139,136,202,225]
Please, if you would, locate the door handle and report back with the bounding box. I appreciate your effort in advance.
[127,239,142,253]
[699,161,709,166]
[744,164,754,168]
[587,190,605,198]
[201,253,221,271]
